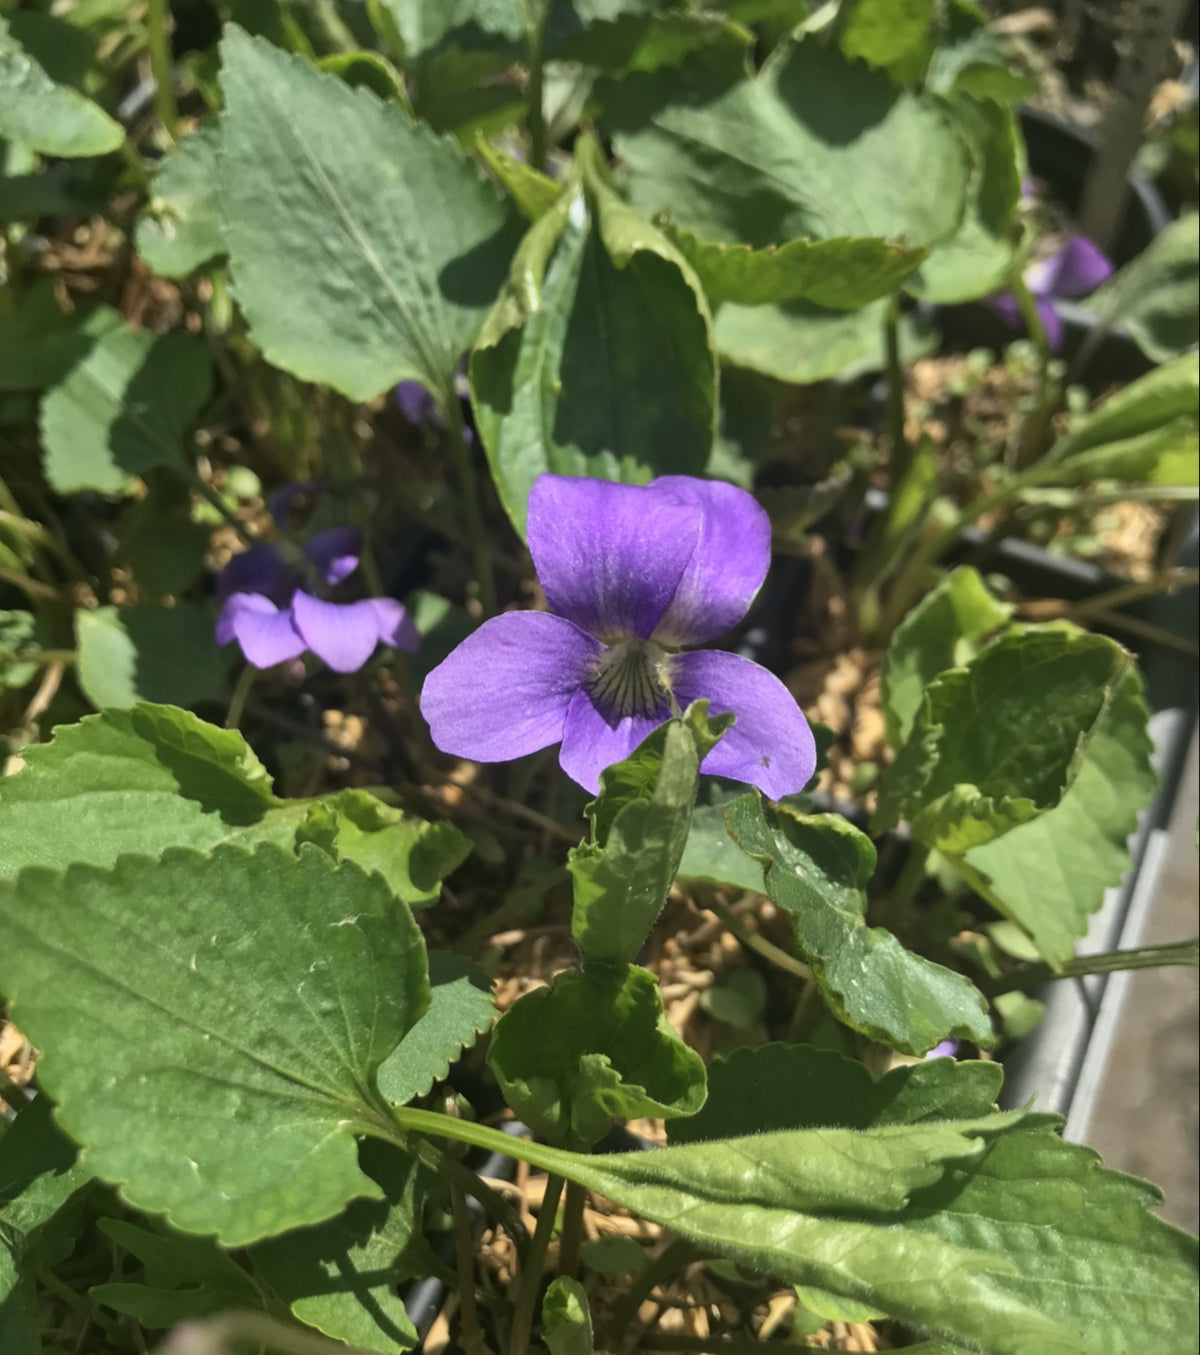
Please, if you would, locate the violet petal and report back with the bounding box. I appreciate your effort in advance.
[420,611,602,762]
[1043,234,1113,298]
[925,1039,959,1060]
[366,597,421,653]
[558,687,668,796]
[291,591,390,672]
[216,544,292,605]
[527,475,702,641]
[649,476,771,645]
[303,525,362,586]
[1037,296,1065,353]
[670,649,817,799]
[396,379,438,425]
[267,480,328,528]
[990,292,1022,331]
[217,593,307,668]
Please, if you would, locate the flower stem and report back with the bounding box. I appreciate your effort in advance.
[558,1180,586,1278]
[451,1182,490,1355]
[145,0,179,141]
[988,938,1199,995]
[508,1171,564,1355]
[225,665,256,730]
[707,898,811,982]
[1010,274,1055,469]
[607,1236,698,1350]
[876,843,929,933]
[525,5,549,171]
[442,394,497,616]
[184,464,258,549]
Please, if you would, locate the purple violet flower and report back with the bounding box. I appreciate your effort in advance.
[419,474,817,797]
[924,1039,959,1060]
[991,234,1113,351]
[216,524,419,673]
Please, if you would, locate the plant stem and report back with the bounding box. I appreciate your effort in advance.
[184,464,258,548]
[225,664,256,730]
[1010,273,1054,469]
[0,566,60,603]
[145,0,179,141]
[883,293,910,483]
[452,1182,490,1355]
[988,938,1199,995]
[401,1131,531,1264]
[558,1180,586,1278]
[442,394,497,616]
[526,9,548,171]
[878,843,930,932]
[1066,567,1200,619]
[508,1171,564,1355]
[707,898,811,982]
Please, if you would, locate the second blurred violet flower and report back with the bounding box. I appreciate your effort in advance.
[216,523,418,673]
[991,234,1113,351]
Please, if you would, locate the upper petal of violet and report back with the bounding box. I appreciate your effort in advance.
[216,592,307,668]
[421,611,603,763]
[527,475,702,642]
[670,648,816,800]
[303,524,362,585]
[291,591,389,672]
[216,543,293,604]
[1038,234,1113,299]
[648,476,771,646]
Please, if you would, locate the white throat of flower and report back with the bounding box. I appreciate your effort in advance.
[588,639,673,720]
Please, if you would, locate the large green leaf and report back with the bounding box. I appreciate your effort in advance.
[251,1139,429,1353]
[1041,354,1199,488]
[0,14,122,157]
[880,565,1014,748]
[839,0,935,68]
[669,1044,1003,1143]
[1090,212,1199,363]
[487,963,706,1147]
[218,27,519,405]
[893,1121,1199,1355]
[39,322,212,494]
[955,665,1157,965]
[0,284,123,393]
[458,1109,1078,1355]
[0,843,430,1244]
[75,603,228,711]
[724,797,993,1054]
[375,950,496,1104]
[874,627,1133,853]
[676,793,767,893]
[906,94,1023,303]
[295,788,470,908]
[570,703,729,965]
[135,123,224,278]
[0,704,289,878]
[382,0,523,62]
[606,37,970,254]
[471,140,716,535]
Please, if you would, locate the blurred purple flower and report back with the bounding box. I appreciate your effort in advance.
[395,371,475,445]
[925,1039,959,1060]
[216,524,418,673]
[991,234,1113,351]
[420,475,816,797]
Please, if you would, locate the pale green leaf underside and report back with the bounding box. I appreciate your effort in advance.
[218,26,519,403]
[725,798,993,1054]
[75,604,228,711]
[0,844,429,1245]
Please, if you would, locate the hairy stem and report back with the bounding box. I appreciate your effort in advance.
[558,1179,586,1279]
[988,938,1199,995]
[452,1182,490,1355]
[442,393,497,616]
